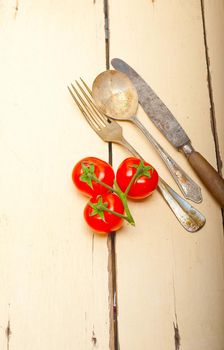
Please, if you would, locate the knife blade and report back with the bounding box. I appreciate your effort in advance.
[111,58,224,207]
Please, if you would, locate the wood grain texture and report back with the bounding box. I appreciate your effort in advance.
[0,1,110,349]
[202,0,224,174]
[0,1,223,349]
[109,0,224,349]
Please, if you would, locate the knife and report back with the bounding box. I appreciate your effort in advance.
[111,58,224,207]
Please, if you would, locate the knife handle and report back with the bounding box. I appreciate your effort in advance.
[182,144,224,207]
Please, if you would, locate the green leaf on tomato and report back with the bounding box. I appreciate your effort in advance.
[79,162,95,189]
[88,195,108,221]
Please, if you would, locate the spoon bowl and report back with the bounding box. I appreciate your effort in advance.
[92,70,138,120]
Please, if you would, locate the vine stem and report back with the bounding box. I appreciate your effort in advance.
[83,160,150,226]
[88,174,135,225]
[98,206,132,222]
[124,164,145,196]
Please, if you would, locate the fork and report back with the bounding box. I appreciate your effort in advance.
[68,80,206,232]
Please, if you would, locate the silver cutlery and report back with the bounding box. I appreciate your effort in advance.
[68,80,206,232]
[91,70,202,204]
[111,58,224,207]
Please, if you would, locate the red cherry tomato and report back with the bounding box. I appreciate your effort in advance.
[84,192,124,234]
[72,157,115,197]
[116,157,158,199]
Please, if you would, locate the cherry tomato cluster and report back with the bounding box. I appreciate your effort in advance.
[72,156,159,235]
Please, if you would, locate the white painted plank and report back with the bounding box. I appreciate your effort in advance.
[0,1,223,349]
[0,1,110,349]
[109,1,224,349]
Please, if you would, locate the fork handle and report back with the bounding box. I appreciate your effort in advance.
[157,178,205,232]
[118,137,205,232]
[118,137,143,159]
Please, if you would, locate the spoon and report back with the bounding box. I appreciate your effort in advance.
[92,70,202,203]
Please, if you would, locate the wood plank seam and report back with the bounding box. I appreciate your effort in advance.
[200,0,223,176]
[200,0,224,224]
[103,0,120,349]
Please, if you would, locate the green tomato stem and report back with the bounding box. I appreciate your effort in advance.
[113,180,135,225]
[97,205,135,225]
[88,174,135,225]
[88,174,120,195]
[85,163,149,227]
[124,162,145,196]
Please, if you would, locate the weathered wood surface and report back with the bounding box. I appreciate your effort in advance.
[0,1,223,349]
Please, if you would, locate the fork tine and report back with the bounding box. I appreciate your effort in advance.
[76,79,109,126]
[71,81,107,130]
[80,78,92,95]
[67,85,87,117]
[68,84,100,132]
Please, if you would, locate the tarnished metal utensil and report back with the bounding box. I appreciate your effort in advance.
[92,70,202,203]
[111,58,224,207]
[68,79,206,232]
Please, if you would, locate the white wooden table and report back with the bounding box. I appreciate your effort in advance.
[0,1,223,349]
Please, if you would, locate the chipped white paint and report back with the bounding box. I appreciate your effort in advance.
[0,1,109,349]
[0,0,223,349]
[109,1,224,349]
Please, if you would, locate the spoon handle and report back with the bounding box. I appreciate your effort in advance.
[117,137,205,232]
[131,116,202,203]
